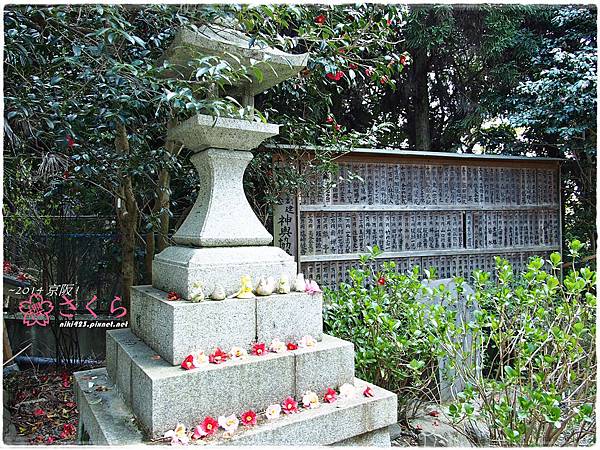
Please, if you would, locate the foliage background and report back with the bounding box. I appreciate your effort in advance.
[3,4,597,306]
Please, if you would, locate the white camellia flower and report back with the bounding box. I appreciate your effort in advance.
[265,404,282,420]
[229,346,248,360]
[302,391,320,409]
[270,338,287,354]
[164,423,189,445]
[218,414,239,434]
[196,352,209,366]
[339,383,358,399]
[298,335,316,348]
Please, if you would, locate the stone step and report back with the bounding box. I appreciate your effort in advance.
[106,328,354,437]
[74,367,396,446]
[73,368,146,445]
[131,285,323,365]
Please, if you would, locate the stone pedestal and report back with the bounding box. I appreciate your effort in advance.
[152,246,297,299]
[74,24,397,446]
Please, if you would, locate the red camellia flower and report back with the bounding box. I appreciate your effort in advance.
[363,386,374,397]
[314,14,326,25]
[200,416,218,436]
[380,76,388,85]
[209,347,228,364]
[386,19,392,26]
[334,124,342,132]
[282,397,298,414]
[428,410,440,418]
[46,436,55,444]
[251,342,267,356]
[63,423,76,436]
[181,354,196,370]
[241,410,257,427]
[338,48,346,54]
[349,63,358,69]
[286,342,298,351]
[326,71,344,81]
[17,272,28,281]
[326,116,334,124]
[66,135,75,149]
[365,67,374,77]
[33,408,45,416]
[400,55,407,65]
[378,276,386,285]
[324,388,337,403]
[3,261,11,273]
[166,291,181,301]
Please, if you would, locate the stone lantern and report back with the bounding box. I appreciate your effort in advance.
[73,24,397,446]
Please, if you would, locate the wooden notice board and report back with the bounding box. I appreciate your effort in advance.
[273,146,562,288]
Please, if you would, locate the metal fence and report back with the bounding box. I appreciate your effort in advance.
[4,216,122,314]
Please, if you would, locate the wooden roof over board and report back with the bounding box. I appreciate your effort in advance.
[266,144,563,168]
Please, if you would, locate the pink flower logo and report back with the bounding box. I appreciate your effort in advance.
[19,293,54,327]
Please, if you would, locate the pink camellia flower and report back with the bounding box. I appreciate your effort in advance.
[192,425,206,440]
[209,348,228,364]
[365,67,374,77]
[282,396,298,414]
[200,416,219,436]
[305,280,322,295]
[181,355,196,370]
[251,342,267,356]
[363,386,374,397]
[3,261,11,273]
[324,387,337,403]
[33,408,45,416]
[241,410,257,427]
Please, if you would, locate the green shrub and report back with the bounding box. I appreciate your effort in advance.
[323,245,452,416]
[445,241,596,446]
[324,241,596,445]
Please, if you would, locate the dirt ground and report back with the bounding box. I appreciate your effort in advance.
[3,366,89,445]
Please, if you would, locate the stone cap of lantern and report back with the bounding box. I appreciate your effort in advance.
[168,113,279,152]
[158,25,309,96]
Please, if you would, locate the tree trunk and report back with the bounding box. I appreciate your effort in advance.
[143,119,178,284]
[412,46,431,151]
[157,120,178,251]
[144,230,154,284]
[115,121,138,320]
